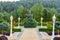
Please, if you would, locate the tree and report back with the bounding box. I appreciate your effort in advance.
[57,13,60,21]
[2,22,9,31]
[49,8,57,16]
[24,10,36,28]
[30,3,44,22]
[2,12,10,22]
[0,13,4,23]
[17,5,27,19]
[17,5,27,22]
[42,8,55,21]
[43,8,57,21]
[0,22,9,35]
[55,22,60,35]
[12,5,27,22]
[43,8,49,22]
[11,10,18,22]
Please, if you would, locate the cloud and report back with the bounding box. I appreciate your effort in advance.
[0,0,20,2]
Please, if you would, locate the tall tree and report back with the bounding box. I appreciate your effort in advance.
[24,10,36,28]
[17,5,27,19]
[49,8,57,16]
[43,8,57,22]
[2,12,10,22]
[30,3,44,22]
[43,8,49,22]
[49,8,57,21]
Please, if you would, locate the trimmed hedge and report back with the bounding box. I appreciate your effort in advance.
[0,28,21,33]
[39,27,57,32]
[12,28,21,32]
[7,28,21,32]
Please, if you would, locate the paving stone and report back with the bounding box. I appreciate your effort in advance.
[19,28,40,40]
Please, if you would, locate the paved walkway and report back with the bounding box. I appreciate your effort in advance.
[19,28,40,40]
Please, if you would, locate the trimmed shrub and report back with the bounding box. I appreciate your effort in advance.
[24,11,36,28]
[39,27,52,31]
[2,22,9,30]
[55,22,60,29]
[0,22,9,35]
[12,28,21,32]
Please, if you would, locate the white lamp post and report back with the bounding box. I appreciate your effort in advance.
[51,15,56,40]
[41,17,43,28]
[18,17,20,28]
[10,16,13,36]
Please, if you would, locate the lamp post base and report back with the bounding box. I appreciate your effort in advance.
[10,35,15,40]
[51,37,54,40]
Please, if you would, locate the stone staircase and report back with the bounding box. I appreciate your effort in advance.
[39,32,52,40]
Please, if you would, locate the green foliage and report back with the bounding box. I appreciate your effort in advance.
[6,28,21,33]
[56,25,60,30]
[2,22,10,30]
[43,8,49,21]
[43,8,57,22]
[0,19,4,23]
[24,10,36,28]
[7,28,10,32]
[17,5,27,19]
[0,0,60,12]
[57,13,60,21]
[0,1,59,26]
[55,22,60,30]
[36,22,46,26]
[15,22,24,26]
[20,21,24,26]
[39,27,53,32]
[2,12,10,22]
[0,13,3,19]
[45,22,52,27]
[12,28,21,32]
[0,22,9,31]
[31,3,44,22]
[49,8,57,16]
[2,23,8,30]
[0,12,10,22]
[0,24,3,30]
[12,5,27,22]
[39,26,58,32]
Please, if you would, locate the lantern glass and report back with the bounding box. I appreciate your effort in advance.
[18,17,20,20]
[52,15,56,21]
[10,16,13,20]
[41,17,43,20]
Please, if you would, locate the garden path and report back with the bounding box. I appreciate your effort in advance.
[19,28,40,40]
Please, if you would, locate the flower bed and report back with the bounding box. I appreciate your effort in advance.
[54,37,60,40]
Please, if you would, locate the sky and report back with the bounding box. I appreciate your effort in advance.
[0,0,20,2]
